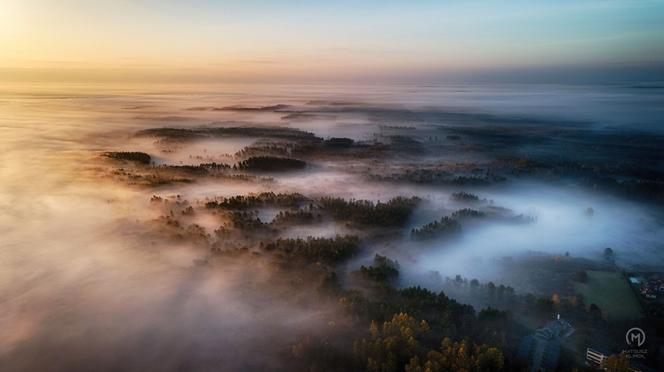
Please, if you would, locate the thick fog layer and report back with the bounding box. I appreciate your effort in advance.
[1,83,663,370]
[404,183,664,285]
[0,87,339,371]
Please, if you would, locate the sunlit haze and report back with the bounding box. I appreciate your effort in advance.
[2,0,664,83]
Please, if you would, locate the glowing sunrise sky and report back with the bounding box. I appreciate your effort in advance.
[1,0,664,83]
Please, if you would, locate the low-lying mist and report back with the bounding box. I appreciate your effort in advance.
[0,89,345,371]
[1,82,663,371]
[400,182,664,290]
[0,180,343,371]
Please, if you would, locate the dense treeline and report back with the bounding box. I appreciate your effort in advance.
[451,191,481,202]
[291,281,512,372]
[370,169,506,186]
[198,162,231,170]
[271,208,320,226]
[403,337,505,372]
[228,211,271,231]
[319,196,420,227]
[325,137,355,147]
[262,236,360,264]
[236,156,307,172]
[451,208,486,219]
[410,208,495,240]
[411,216,461,240]
[340,286,510,368]
[103,151,152,164]
[356,254,400,285]
[354,313,505,372]
[206,192,309,210]
[157,164,209,176]
[234,143,293,159]
[339,286,477,338]
[207,194,420,227]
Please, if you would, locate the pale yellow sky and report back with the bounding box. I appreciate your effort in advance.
[1,0,663,83]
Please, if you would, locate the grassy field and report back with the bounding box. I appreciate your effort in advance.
[574,270,642,321]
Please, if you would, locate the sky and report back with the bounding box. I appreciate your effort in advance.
[1,0,664,83]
